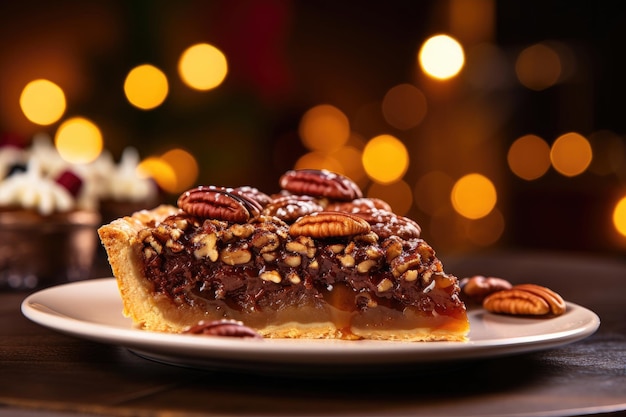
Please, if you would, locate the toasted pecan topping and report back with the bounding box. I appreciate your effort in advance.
[279,169,363,201]
[262,195,324,223]
[288,211,371,238]
[177,186,260,223]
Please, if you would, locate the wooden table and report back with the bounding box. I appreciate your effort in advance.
[1,251,625,416]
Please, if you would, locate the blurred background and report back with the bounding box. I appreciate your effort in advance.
[1,0,625,256]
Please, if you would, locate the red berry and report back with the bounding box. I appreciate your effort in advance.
[55,170,83,197]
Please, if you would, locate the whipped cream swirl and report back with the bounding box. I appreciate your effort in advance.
[106,147,157,203]
[0,159,74,215]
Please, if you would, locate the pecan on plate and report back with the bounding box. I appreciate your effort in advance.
[460,275,513,304]
[184,320,262,339]
[483,284,566,316]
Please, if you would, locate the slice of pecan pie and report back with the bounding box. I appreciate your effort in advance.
[98,170,469,341]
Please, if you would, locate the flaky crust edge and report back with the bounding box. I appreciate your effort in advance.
[98,205,183,332]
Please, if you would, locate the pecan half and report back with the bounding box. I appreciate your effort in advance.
[288,211,371,238]
[262,195,324,223]
[326,197,392,213]
[279,169,363,201]
[483,284,566,316]
[513,284,566,315]
[354,209,421,240]
[177,186,259,223]
[184,320,262,339]
[229,188,263,216]
[233,186,272,208]
[460,275,513,303]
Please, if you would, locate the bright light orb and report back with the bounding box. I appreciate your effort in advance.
[508,134,551,180]
[362,134,409,184]
[137,156,177,193]
[178,43,228,91]
[124,64,169,110]
[550,132,592,177]
[20,79,66,126]
[419,34,465,80]
[451,173,497,219]
[299,104,350,152]
[54,117,103,164]
[613,196,626,238]
[160,148,199,193]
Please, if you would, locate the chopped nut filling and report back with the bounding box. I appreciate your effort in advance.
[139,213,466,323]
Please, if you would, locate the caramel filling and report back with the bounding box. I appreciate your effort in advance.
[139,214,468,338]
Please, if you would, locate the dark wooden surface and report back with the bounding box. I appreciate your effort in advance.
[1,250,625,417]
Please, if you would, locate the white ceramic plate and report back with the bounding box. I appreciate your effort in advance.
[22,278,600,373]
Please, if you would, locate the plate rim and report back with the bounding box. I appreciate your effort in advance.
[21,278,601,366]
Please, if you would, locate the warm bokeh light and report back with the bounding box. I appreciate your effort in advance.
[160,148,199,193]
[515,43,562,91]
[330,145,367,184]
[550,132,593,177]
[418,34,465,80]
[427,206,461,249]
[294,151,343,174]
[449,0,495,44]
[54,117,103,164]
[367,180,413,215]
[465,208,505,246]
[124,64,169,110]
[362,134,409,184]
[299,104,350,152]
[19,79,66,126]
[464,43,510,91]
[137,156,177,193]
[414,171,454,215]
[507,134,551,180]
[588,130,626,176]
[613,196,626,238]
[178,43,228,91]
[451,173,497,219]
[381,83,428,130]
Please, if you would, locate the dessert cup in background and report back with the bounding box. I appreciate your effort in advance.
[91,147,161,224]
[0,209,101,290]
[0,139,102,290]
[0,136,161,290]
